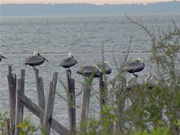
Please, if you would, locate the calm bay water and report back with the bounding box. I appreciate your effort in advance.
[0,14,180,129]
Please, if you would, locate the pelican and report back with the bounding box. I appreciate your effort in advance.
[58,52,77,70]
[24,51,48,69]
[96,61,112,75]
[0,55,7,62]
[126,75,138,90]
[76,64,103,78]
[123,58,145,78]
[144,72,157,88]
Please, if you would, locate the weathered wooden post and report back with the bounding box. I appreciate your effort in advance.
[43,72,58,135]
[34,69,45,126]
[6,66,72,135]
[80,78,92,131]
[18,88,71,135]
[99,76,106,112]
[5,119,10,135]
[34,69,45,110]
[66,70,76,133]
[7,65,16,135]
[15,69,25,135]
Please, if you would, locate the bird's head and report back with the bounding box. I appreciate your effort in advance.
[68,52,73,58]
[146,72,152,78]
[136,58,143,63]
[127,75,137,86]
[92,64,98,68]
[33,51,40,56]
[104,61,109,65]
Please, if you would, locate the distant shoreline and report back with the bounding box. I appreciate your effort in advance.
[1,1,180,16]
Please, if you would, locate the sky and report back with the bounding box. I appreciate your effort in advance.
[0,0,176,5]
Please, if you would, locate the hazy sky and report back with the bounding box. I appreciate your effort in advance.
[0,0,175,5]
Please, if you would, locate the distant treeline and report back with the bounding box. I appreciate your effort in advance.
[1,1,180,16]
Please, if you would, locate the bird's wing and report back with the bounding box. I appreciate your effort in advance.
[24,56,44,65]
[60,57,77,67]
[124,61,139,71]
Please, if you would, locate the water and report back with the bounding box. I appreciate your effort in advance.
[0,14,180,130]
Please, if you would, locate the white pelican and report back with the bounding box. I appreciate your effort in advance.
[123,58,145,78]
[76,64,103,78]
[126,75,138,89]
[58,52,77,70]
[24,51,48,69]
[0,55,7,62]
[96,61,112,75]
[144,72,157,88]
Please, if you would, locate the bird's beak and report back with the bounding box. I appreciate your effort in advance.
[45,58,49,62]
[2,56,7,59]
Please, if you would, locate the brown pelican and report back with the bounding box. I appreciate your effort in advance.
[96,61,112,75]
[123,58,145,78]
[76,64,103,78]
[58,52,77,70]
[24,51,48,69]
[0,55,7,62]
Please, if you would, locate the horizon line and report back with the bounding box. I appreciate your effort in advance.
[0,1,178,5]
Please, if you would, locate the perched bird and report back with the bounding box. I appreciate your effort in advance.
[126,75,138,90]
[123,58,145,78]
[77,64,103,78]
[0,55,7,62]
[24,51,48,69]
[96,61,112,75]
[58,52,77,70]
[144,72,157,89]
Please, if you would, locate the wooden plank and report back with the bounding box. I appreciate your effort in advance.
[52,72,58,89]
[43,72,58,135]
[8,65,12,75]
[43,81,54,135]
[39,77,45,108]
[7,65,16,135]
[66,70,76,132]
[18,92,71,135]
[6,119,11,135]
[99,76,106,112]
[15,69,25,135]
[70,78,76,132]
[15,79,22,135]
[80,82,92,131]
[34,69,45,110]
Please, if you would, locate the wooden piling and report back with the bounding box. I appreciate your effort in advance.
[43,72,58,135]
[34,69,45,110]
[80,80,92,131]
[18,91,71,135]
[66,70,76,133]
[99,76,106,112]
[7,65,16,135]
[15,69,25,135]
[7,66,72,135]
[6,119,10,135]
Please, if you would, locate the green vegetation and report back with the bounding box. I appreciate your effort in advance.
[75,17,180,135]
[1,18,180,135]
[0,112,9,135]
